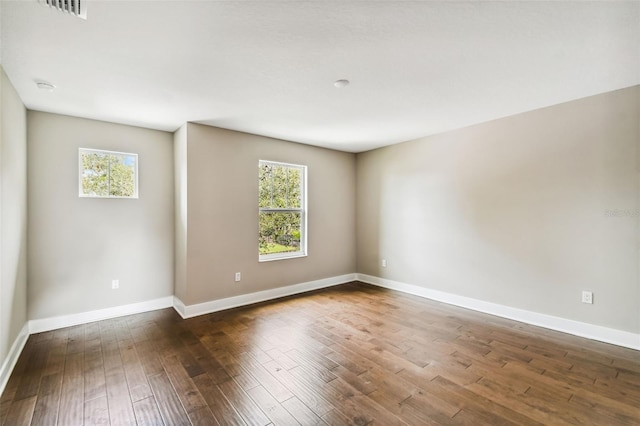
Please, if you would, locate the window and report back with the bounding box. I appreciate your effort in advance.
[79,148,138,198]
[259,160,307,261]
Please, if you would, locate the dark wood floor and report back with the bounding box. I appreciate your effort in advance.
[1,282,639,425]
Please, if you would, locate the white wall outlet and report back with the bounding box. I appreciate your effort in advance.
[581,291,593,304]
[112,279,119,290]
[381,259,387,268]
[235,272,241,282]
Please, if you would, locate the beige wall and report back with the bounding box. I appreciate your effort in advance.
[27,112,175,320]
[0,67,28,368]
[179,123,356,305]
[174,124,188,301]
[357,86,640,333]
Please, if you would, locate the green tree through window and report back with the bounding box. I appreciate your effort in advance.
[80,149,138,198]
[259,161,306,260]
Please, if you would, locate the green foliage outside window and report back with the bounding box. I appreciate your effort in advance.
[80,149,137,198]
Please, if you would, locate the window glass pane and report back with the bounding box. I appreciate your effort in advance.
[287,167,301,208]
[258,163,272,208]
[272,165,288,208]
[259,211,302,255]
[109,153,136,197]
[81,151,109,197]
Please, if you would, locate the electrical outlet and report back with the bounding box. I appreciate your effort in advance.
[581,291,593,304]
[112,279,119,290]
[381,259,387,268]
[235,272,241,282]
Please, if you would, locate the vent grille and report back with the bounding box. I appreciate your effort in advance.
[40,0,87,19]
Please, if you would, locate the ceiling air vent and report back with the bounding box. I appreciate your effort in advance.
[39,0,87,20]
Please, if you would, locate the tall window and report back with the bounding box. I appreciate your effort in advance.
[259,160,307,261]
[79,148,138,198]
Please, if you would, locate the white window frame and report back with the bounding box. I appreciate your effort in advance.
[259,160,307,262]
[79,148,139,199]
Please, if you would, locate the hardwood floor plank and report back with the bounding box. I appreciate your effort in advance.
[102,335,137,425]
[234,352,294,403]
[83,321,103,353]
[2,395,36,426]
[569,391,640,424]
[330,365,377,395]
[42,329,69,377]
[84,395,109,426]
[265,348,299,371]
[134,339,165,377]
[429,375,543,425]
[65,325,86,355]
[0,379,18,425]
[218,377,271,426]
[30,372,62,426]
[118,336,153,402]
[192,373,245,426]
[400,391,461,425]
[262,360,334,417]
[83,348,106,402]
[163,355,208,414]
[184,339,231,384]
[200,338,261,390]
[13,340,48,401]
[57,352,84,426]
[467,378,574,425]
[285,349,338,383]
[246,385,299,425]
[320,408,359,426]
[188,406,221,425]
[281,396,326,425]
[319,376,407,426]
[133,396,165,426]
[148,372,191,426]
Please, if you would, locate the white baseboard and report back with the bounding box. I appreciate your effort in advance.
[29,296,174,334]
[357,273,640,351]
[0,323,29,397]
[173,273,357,319]
[173,295,187,318]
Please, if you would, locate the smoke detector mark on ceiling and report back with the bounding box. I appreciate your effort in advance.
[39,0,87,20]
[35,80,56,91]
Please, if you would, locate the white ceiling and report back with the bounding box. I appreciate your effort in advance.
[1,1,638,152]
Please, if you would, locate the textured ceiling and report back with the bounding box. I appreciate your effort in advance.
[1,1,638,152]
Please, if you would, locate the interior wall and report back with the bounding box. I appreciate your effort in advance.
[174,124,188,301]
[357,86,640,333]
[181,123,356,305]
[0,66,27,369]
[27,112,175,320]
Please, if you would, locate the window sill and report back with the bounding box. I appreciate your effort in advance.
[259,252,307,262]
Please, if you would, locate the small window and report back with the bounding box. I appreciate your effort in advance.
[79,148,138,198]
[259,160,307,261]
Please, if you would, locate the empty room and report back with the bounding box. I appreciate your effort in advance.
[1,1,639,425]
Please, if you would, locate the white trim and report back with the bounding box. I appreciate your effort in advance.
[173,274,357,319]
[173,295,187,319]
[0,323,29,396]
[29,296,174,334]
[258,252,308,263]
[356,273,640,351]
